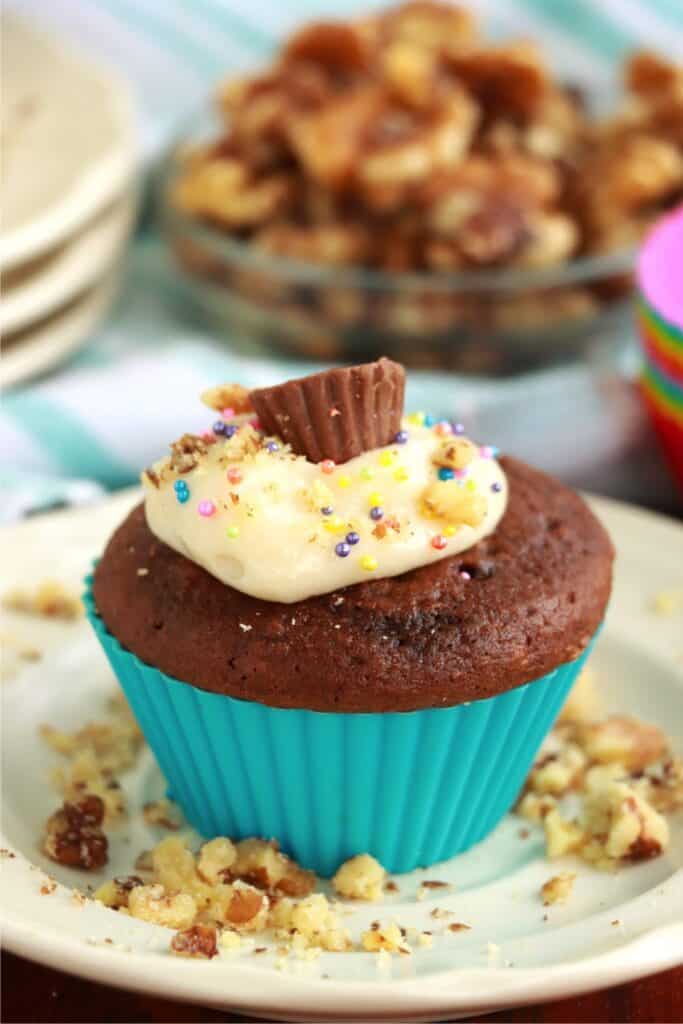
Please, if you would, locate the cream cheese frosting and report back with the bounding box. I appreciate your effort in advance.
[143,415,507,603]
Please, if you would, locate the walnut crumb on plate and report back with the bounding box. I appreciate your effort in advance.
[3,581,83,620]
[651,589,683,616]
[541,872,576,905]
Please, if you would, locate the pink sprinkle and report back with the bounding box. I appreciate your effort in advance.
[227,468,242,485]
[454,468,468,479]
[435,421,452,436]
[198,500,216,517]
[201,431,213,442]
[221,407,235,420]
[249,417,261,430]
[460,571,471,580]
[320,459,336,474]
[480,445,494,459]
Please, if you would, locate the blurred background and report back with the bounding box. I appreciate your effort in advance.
[2,0,682,522]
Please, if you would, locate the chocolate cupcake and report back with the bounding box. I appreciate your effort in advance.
[86,360,613,875]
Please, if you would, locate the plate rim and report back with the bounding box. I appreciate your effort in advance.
[2,897,682,1019]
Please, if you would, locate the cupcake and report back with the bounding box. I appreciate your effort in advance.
[86,358,613,876]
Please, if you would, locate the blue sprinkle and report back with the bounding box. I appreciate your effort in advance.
[394,430,409,444]
[225,424,237,439]
[491,481,502,493]
[346,531,360,545]
[213,420,227,435]
[335,542,351,558]
[451,421,465,435]
[266,441,279,453]
[424,414,435,427]
[320,506,333,516]
[369,506,384,521]
[438,467,455,481]
[173,480,190,504]
[490,445,500,458]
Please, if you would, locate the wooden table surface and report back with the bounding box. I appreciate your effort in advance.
[2,953,681,1023]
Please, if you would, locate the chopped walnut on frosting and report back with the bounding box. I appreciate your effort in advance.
[422,480,488,527]
[200,383,253,414]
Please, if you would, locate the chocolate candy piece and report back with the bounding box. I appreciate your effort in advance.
[249,358,405,463]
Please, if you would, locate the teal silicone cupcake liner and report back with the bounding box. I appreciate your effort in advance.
[85,576,595,876]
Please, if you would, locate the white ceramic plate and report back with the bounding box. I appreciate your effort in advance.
[1,197,135,335]
[0,16,137,272]
[1,491,682,1021]
[1,272,120,390]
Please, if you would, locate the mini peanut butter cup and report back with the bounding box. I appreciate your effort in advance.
[249,358,405,463]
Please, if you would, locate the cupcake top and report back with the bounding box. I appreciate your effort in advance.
[92,358,613,712]
[142,361,507,603]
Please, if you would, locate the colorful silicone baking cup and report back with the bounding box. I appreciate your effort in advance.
[637,300,683,384]
[85,576,596,876]
[641,361,683,428]
[640,374,683,495]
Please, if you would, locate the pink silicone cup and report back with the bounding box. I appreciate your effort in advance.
[637,206,683,333]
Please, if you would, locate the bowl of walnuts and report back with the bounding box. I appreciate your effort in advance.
[158,1,683,376]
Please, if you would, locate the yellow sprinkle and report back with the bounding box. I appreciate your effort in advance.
[407,411,425,426]
[378,450,396,468]
[226,526,240,539]
[368,491,384,507]
[443,525,458,536]
[324,516,346,533]
[359,467,375,481]
[393,466,410,482]
[337,474,352,488]
[465,479,477,492]
[360,555,378,572]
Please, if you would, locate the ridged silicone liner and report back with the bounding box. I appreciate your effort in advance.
[85,577,596,877]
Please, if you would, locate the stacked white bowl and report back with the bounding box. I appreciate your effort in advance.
[1,15,138,388]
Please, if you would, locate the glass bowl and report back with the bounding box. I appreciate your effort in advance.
[156,112,637,378]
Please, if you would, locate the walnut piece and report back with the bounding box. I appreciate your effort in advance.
[4,581,82,621]
[541,872,576,906]
[422,480,487,527]
[43,795,108,870]
[170,923,218,959]
[361,921,410,954]
[143,799,183,830]
[128,884,198,929]
[201,383,253,414]
[577,716,668,773]
[332,853,386,901]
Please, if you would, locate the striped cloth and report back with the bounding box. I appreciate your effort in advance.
[3,1,682,520]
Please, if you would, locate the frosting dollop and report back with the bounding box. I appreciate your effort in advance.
[143,416,507,603]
